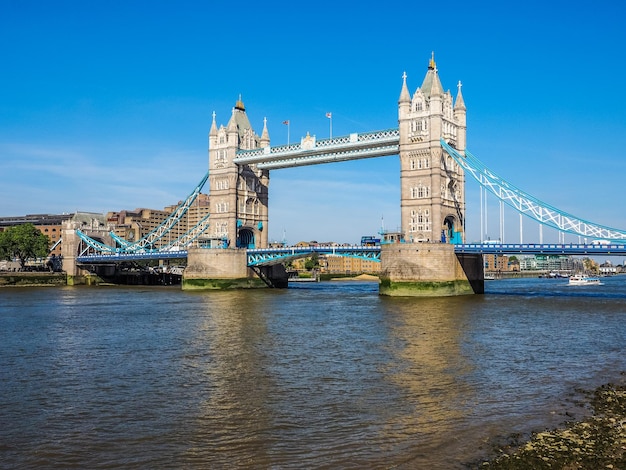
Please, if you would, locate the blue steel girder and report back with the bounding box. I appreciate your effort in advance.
[77,251,188,263]
[76,230,119,254]
[76,172,210,256]
[246,246,381,267]
[114,171,210,252]
[454,243,626,256]
[159,213,211,252]
[441,139,626,241]
[234,129,400,169]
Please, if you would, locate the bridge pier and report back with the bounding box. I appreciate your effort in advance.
[379,243,484,296]
[182,248,287,290]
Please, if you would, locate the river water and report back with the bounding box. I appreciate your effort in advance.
[1,277,625,469]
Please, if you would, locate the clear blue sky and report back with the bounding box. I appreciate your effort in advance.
[2,1,626,245]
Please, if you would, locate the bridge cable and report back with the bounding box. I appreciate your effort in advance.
[441,139,626,241]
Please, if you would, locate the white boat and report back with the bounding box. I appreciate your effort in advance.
[568,274,602,286]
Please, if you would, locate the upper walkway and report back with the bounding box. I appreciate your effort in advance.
[234,129,400,169]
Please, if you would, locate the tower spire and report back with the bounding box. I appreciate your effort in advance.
[260,116,270,147]
[235,94,245,111]
[421,52,443,98]
[399,71,410,103]
[454,80,466,110]
[209,111,218,136]
[429,51,436,70]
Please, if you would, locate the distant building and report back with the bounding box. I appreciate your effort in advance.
[599,261,617,275]
[518,254,575,272]
[163,193,211,233]
[484,254,519,273]
[0,212,105,257]
[324,254,381,274]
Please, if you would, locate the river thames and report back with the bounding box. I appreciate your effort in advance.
[1,276,625,469]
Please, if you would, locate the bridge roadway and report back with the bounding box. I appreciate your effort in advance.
[75,243,626,266]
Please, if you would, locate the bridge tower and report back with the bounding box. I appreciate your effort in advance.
[380,55,483,296]
[207,97,269,249]
[183,98,286,289]
[398,53,466,244]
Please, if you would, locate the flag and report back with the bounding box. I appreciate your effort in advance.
[282,120,289,125]
[326,112,332,119]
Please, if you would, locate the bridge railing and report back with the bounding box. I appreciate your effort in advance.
[454,243,626,255]
[246,245,381,266]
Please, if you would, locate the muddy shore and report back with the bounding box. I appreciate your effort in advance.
[472,375,626,469]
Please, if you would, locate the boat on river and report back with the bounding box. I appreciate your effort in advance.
[568,274,602,286]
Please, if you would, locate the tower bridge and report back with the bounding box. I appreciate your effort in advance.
[64,54,626,296]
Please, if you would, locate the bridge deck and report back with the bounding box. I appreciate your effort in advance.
[76,243,626,266]
[455,243,626,255]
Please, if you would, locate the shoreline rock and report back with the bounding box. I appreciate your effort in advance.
[473,377,626,469]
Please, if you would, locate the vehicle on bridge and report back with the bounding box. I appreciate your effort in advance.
[360,236,381,247]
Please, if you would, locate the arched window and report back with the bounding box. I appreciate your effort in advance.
[409,210,417,232]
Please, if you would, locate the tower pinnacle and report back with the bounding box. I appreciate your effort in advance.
[235,94,245,111]
[399,71,410,103]
[454,80,466,110]
[209,111,218,136]
[260,116,270,147]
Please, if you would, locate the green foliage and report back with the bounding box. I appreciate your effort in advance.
[0,224,50,269]
[304,252,320,271]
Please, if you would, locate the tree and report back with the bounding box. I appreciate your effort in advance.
[582,257,599,274]
[304,252,320,271]
[0,224,50,270]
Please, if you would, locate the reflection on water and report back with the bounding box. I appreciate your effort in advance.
[186,291,277,465]
[1,278,625,469]
[381,297,480,463]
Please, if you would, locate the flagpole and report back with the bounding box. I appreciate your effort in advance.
[330,114,332,139]
[326,112,332,139]
[283,120,290,145]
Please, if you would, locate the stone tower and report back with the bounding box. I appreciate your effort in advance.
[398,54,467,244]
[208,98,270,249]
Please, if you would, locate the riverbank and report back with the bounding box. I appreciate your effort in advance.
[0,272,66,287]
[0,271,182,287]
[474,376,626,469]
[329,273,380,282]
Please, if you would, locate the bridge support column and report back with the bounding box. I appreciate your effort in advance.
[379,243,484,296]
[61,227,109,285]
[182,248,268,290]
[61,227,79,277]
[61,227,96,285]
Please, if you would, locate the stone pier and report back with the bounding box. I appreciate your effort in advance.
[379,243,484,296]
[182,248,288,290]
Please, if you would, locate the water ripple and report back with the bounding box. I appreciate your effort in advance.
[1,278,625,468]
